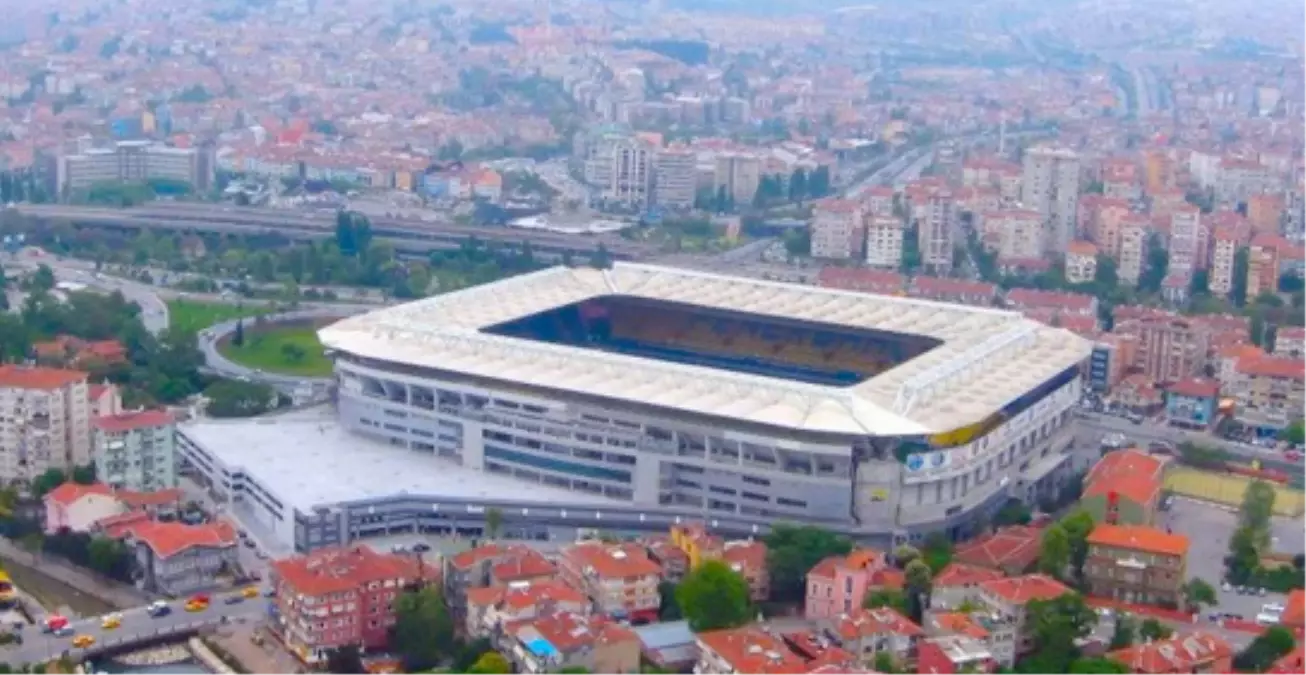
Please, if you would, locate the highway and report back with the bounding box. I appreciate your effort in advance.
[2,589,267,666]
[12,203,652,260]
[1075,411,1302,473]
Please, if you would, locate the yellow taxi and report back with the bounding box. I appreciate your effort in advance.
[185,599,208,612]
[241,586,260,599]
[101,612,122,630]
[72,635,95,649]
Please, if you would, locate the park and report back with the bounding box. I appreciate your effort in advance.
[216,317,334,377]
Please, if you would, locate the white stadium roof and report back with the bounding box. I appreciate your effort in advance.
[319,263,1091,436]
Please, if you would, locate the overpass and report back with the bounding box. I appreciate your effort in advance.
[11,203,654,261]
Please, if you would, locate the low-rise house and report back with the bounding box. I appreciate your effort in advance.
[916,634,998,674]
[695,625,809,674]
[32,336,128,369]
[504,611,640,674]
[444,544,557,625]
[43,482,120,534]
[632,620,697,672]
[1085,524,1189,607]
[805,549,889,619]
[976,575,1073,658]
[924,611,1017,667]
[558,542,661,623]
[1106,631,1232,673]
[824,606,923,668]
[783,630,861,672]
[668,523,769,601]
[1081,449,1166,526]
[952,526,1042,576]
[1164,378,1220,429]
[931,563,1005,610]
[123,519,238,596]
[464,579,588,640]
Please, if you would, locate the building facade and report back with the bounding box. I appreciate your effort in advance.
[0,366,92,485]
[93,410,177,492]
[58,140,212,194]
[1084,524,1188,607]
[1021,147,1081,256]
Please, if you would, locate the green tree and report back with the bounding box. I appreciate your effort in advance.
[922,532,954,573]
[1138,234,1168,293]
[873,652,897,674]
[1281,420,1304,445]
[763,524,852,602]
[468,652,512,674]
[484,507,503,539]
[1024,593,1097,672]
[1181,578,1217,612]
[675,560,751,631]
[1239,480,1277,534]
[893,544,921,568]
[864,588,908,614]
[71,465,95,485]
[1060,510,1096,584]
[1232,626,1296,672]
[657,580,682,621]
[232,319,245,347]
[993,499,1032,526]
[30,469,66,498]
[1038,524,1071,579]
[391,587,455,671]
[86,537,125,576]
[324,646,365,674]
[1138,618,1172,641]
[808,166,831,199]
[1225,525,1262,585]
[30,265,56,293]
[788,168,808,203]
[1231,247,1250,306]
[1108,613,1137,649]
[1068,657,1129,673]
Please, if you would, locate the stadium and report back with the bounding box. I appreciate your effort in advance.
[181,263,1091,552]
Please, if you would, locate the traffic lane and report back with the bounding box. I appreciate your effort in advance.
[1077,412,1301,469]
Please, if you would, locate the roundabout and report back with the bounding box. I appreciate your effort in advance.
[198,307,364,390]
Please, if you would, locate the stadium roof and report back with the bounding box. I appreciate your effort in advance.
[319,264,1090,436]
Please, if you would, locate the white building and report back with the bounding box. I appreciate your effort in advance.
[1021,147,1081,256]
[604,139,653,209]
[93,410,178,492]
[58,140,212,194]
[920,190,957,270]
[0,366,91,484]
[865,215,905,269]
[654,148,697,210]
[810,199,865,260]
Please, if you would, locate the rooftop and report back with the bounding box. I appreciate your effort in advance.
[95,409,175,433]
[272,545,429,597]
[1107,631,1231,674]
[933,562,1006,589]
[0,365,87,390]
[1084,449,1166,508]
[953,525,1042,572]
[696,626,809,674]
[319,264,1089,436]
[980,574,1072,605]
[1087,523,1190,558]
[178,406,623,514]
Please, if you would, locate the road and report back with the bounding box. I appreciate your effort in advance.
[3,256,171,335]
[197,308,362,390]
[2,589,267,666]
[1076,411,1302,472]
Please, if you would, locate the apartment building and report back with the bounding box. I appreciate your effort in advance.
[1064,241,1098,284]
[1107,631,1233,674]
[916,634,998,674]
[271,546,435,665]
[810,199,866,260]
[1247,192,1285,237]
[1247,234,1295,299]
[1112,313,1210,386]
[0,366,92,484]
[919,189,957,270]
[1230,355,1305,434]
[805,549,889,620]
[1081,449,1166,526]
[931,563,1004,610]
[865,215,905,269]
[1020,147,1081,255]
[1216,158,1275,206]
[464,579,588,639]
[1141,148,1175,195]
[605,138,653,208]
[1101,158,1140,202]
[1116,214,1149,286]
[1087,333,1139,393]
[862,186,895,217]
[558,542,661,623]
[1084,524,1188,607]
[667,523,769,602]
[93,410,177,492]
[653,148,696,210]
[57,140,213,194]
[1208,226,1240,297]
[982,209,1043,261]
[977,575,1073,658]
[823,607,924,669]
[1274,327,1305,358]
[443,544,557,625]
[714,153,761,206]
[696,626,808,674]
[504,611,640,674]
[1168,204,1204,278]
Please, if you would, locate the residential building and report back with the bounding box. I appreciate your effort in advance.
[1065,241,1098,284]
[0,366,92,484]
[1164,378,1220,429]
[1084,523,1188,607]
[976,575,1073,658]
[714,153,761,206]
[1168,205,1204,278]
[866,215,905,269]
[122,519,238,596]
[952,525,1042,576]
[805,549,889,619]
[823,606,924,669]
[32,336,128,369]
[1230,355,1305,434]
[931,563,1005,610]
[632,620,698,672]
[1248,234,1289,299]
[1208,226,1240,297]
[88,384,122,418]
[93,410,177,492]
[271,545,435,665]
[1116,215,1149,286]
[1086,334,1139,393]
[1274,327,1305,358]
[1216,158,1274,206]
[924,611,1016,668]
[908,277,996,305]
[983,209,1044,261]
[1006,289,1098,319]
[1081,450,1166,526]
[1106,631,1232,674]
[817,268,905,296]
[919,190,957,270]
[695,625,808,674]
[1112,373,1165,414]
[810,199,866,260]
[667,523,769,602]
[604,138,653,209]
[782,630,862,671]
[444,544,557,625]
[1021,147,1081,255]
[504,611,640,674]
[1247,192,1285,238]
[916,634,998,674]
[1269,645,1305,675]
[558,542,661,623]
[58,140,213,194]
[653,148,696,210]
[1113,313,1210,386]
[42,482,120,534]
[862,186,895,217]
[464,579,588,639]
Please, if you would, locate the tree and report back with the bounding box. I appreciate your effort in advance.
[30,265,55,293]
[1138,234,1168,293]
[70,465,95,485]
[30,469,66,498]
[808,166,831,199]
[657,580,682,621]
[1138,618,1172,641]
[484,507,503,539]
[1231,247,1250,306]
[558,668,590,674]
[864,588,908,614]
[1068,657,1129,673]
[788,168,809,203]
[893,544,921,568]
[873,652,897,674]
[922,533,954,574]
[279,343,306,363]
[468,652,512,674]
[1060,510,1096,584]
[1024,593,1097,672]
[1108,613,1137,649]
[1232,626,1296,672]
[1038,524,1071,579]
[1225,525,1262,585]
[763,524,852,602]
[994,499,1032,526]
[1239,480,1277,534]
[903,558,933,622]
[1182,578,1217,612]
[391,587,455,671]
[232,319,245,347]
[675,560,751,631]
[1281,420,1305,445]
[324,645,365,674]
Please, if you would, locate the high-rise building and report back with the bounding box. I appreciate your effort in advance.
[57,140,212,194]
[810,199,865,260]
[653,148,696,210]
[0,366,92,483]
[1117,215,1149,286]
[865,215,905,269]
[93,410,177,492]
[1021,147,1081,255]
[713,153,760,206]
[1208,226,1240,298]
[1168,204,1202,278]
[984,209,1044,261]
[605,138,653,208]
[919,189,957,270]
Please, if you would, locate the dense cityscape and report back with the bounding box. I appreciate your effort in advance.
[0,0,1302,674]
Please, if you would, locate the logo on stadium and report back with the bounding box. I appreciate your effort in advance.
[906,455,925,471]
[931,452,947,467]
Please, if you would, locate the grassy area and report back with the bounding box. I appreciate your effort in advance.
[217,324,333,377]
[1166,467,1306,517]
[167,299,270,334]
[0,556,117,617]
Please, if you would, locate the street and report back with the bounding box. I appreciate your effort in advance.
[1076,410,1302,472]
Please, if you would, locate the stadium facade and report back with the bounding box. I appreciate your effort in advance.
[180,264,1091,552]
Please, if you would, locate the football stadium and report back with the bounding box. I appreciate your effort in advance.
[181,263,1091,552]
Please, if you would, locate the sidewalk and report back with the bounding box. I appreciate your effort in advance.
[0,537,153,609]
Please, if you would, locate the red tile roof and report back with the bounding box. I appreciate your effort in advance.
[1282,589,1305,628]
[1006,288,1096,314]
[94,409,175,433]
[830,607,923,640]
[697,626,809,674]
[933,562,1006,588]
[273,545,429,597]
[1084,449,1165,508]
[563,542,661,580]
[489,549,557,584]
[507,611,637,655]
[1087,523,1190,558]
[128,520,237,559]
[953,525,1042,572]
[115,488,184,510]
[817,267,906,294]
[95,510,152,538]
[1269,644,1305,674]
[0,365,88,390]
[44,482,114,507]
[1107,631,1232,674]
[980,574,1072,605]
[465,579,585,611]
[1166,377,1219,398]
[928,612,990,639]
[1237,355,1305,381]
